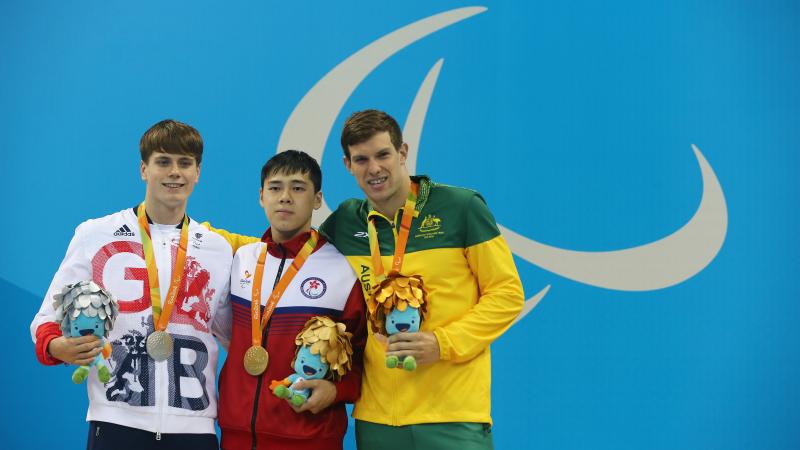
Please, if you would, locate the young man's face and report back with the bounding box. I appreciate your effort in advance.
[260,170,322,243]
[343,131,409,213]
[140,151,201,210]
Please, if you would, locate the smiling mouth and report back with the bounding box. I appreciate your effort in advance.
[79,329,94,336]
[367,177,387,186]
[395,323,410,332]
[163,183,184,189]
[303,365,317,376]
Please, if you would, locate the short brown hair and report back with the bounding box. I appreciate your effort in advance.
[340,109,403,159]
[140,119,203,164]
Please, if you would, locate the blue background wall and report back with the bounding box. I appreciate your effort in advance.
[2,1,799,448]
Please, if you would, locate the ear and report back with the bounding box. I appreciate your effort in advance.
[343,155,352,174]
[195,163,201,183]
[398,143,409,164]
[140,160,147,181]
[313,190,323,210]
[258,187,264,209]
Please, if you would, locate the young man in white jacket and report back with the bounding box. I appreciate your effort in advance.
[30,119,233,449]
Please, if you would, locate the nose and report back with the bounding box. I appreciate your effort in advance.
[278,188,292,203]
[168,161,180,177]
[367,158,381,175]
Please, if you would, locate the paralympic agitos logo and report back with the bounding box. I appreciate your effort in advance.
[276,7,728,323]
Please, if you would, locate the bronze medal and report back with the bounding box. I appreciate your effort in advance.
[146,330,174,361]
[243,345,269,376]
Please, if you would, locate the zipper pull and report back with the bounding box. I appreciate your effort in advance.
[95,425,100,437]
[156,431,162,441]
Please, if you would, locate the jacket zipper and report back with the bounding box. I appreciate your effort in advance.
[250,244,287,450]
[154,228,172,441]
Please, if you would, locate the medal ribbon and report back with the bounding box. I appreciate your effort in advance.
[366,181,419,284]
[136,202,189,332]
[251,229,319,347]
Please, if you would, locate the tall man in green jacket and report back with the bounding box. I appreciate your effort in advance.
[319,109,524,450]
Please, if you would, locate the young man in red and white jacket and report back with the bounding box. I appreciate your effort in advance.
[216,150,366,450]
[30,120,233,449]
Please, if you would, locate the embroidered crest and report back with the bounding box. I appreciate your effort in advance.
[300,277,327,299]
[418,214,441,233]
[415,214,445,239]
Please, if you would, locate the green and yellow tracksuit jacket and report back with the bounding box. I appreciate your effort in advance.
[320,176,524,426]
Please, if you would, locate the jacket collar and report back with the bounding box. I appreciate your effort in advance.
[132,205,188,228]
[261,228,325,258]
[360,175,432,222]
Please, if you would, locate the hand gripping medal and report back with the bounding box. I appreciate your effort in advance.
[244,230,319,376]
[136,203,189,362]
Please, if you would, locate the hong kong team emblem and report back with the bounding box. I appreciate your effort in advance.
[300,277,326,299]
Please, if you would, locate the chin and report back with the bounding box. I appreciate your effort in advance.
[272,226,301,239]
[365,187,387,199]
[162,195,187,204]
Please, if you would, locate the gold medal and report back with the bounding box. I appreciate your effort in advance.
[246,231,318,377]
[146,330,174,361]
[243,345,269,376]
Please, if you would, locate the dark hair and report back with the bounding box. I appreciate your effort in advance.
[340,109,403,159]
[140,119,203,164]
[260,150,322,193]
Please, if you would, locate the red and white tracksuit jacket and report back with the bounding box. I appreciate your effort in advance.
[217,229,366,450]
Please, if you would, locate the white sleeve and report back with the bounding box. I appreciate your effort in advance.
[29,222,92,342]
[211,277,232,351]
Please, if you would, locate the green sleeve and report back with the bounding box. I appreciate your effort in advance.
[319,211,337,245]
[463,193,502,247]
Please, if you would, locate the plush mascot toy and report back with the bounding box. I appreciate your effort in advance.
[368,275,428,371]
[269,316,354,408]
[53,281,119,384]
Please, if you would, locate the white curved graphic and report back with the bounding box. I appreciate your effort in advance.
[277,7,729,325]
[403,58,444,175]
[512,285,550,326]
[502,145,727,292]
[277,6,487,225]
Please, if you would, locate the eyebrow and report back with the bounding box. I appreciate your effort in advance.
[268,179,308,186]
[155,155,194,162]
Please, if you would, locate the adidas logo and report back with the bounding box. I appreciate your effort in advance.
[113,224,135,237]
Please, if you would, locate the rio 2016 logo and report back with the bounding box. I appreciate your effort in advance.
[276,7,728,322]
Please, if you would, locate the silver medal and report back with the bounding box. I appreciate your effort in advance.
[146,330,174,361]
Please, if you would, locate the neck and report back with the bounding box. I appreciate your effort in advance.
[271,226,311,244]
[372,177,412,218]
[144,197,186,225]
